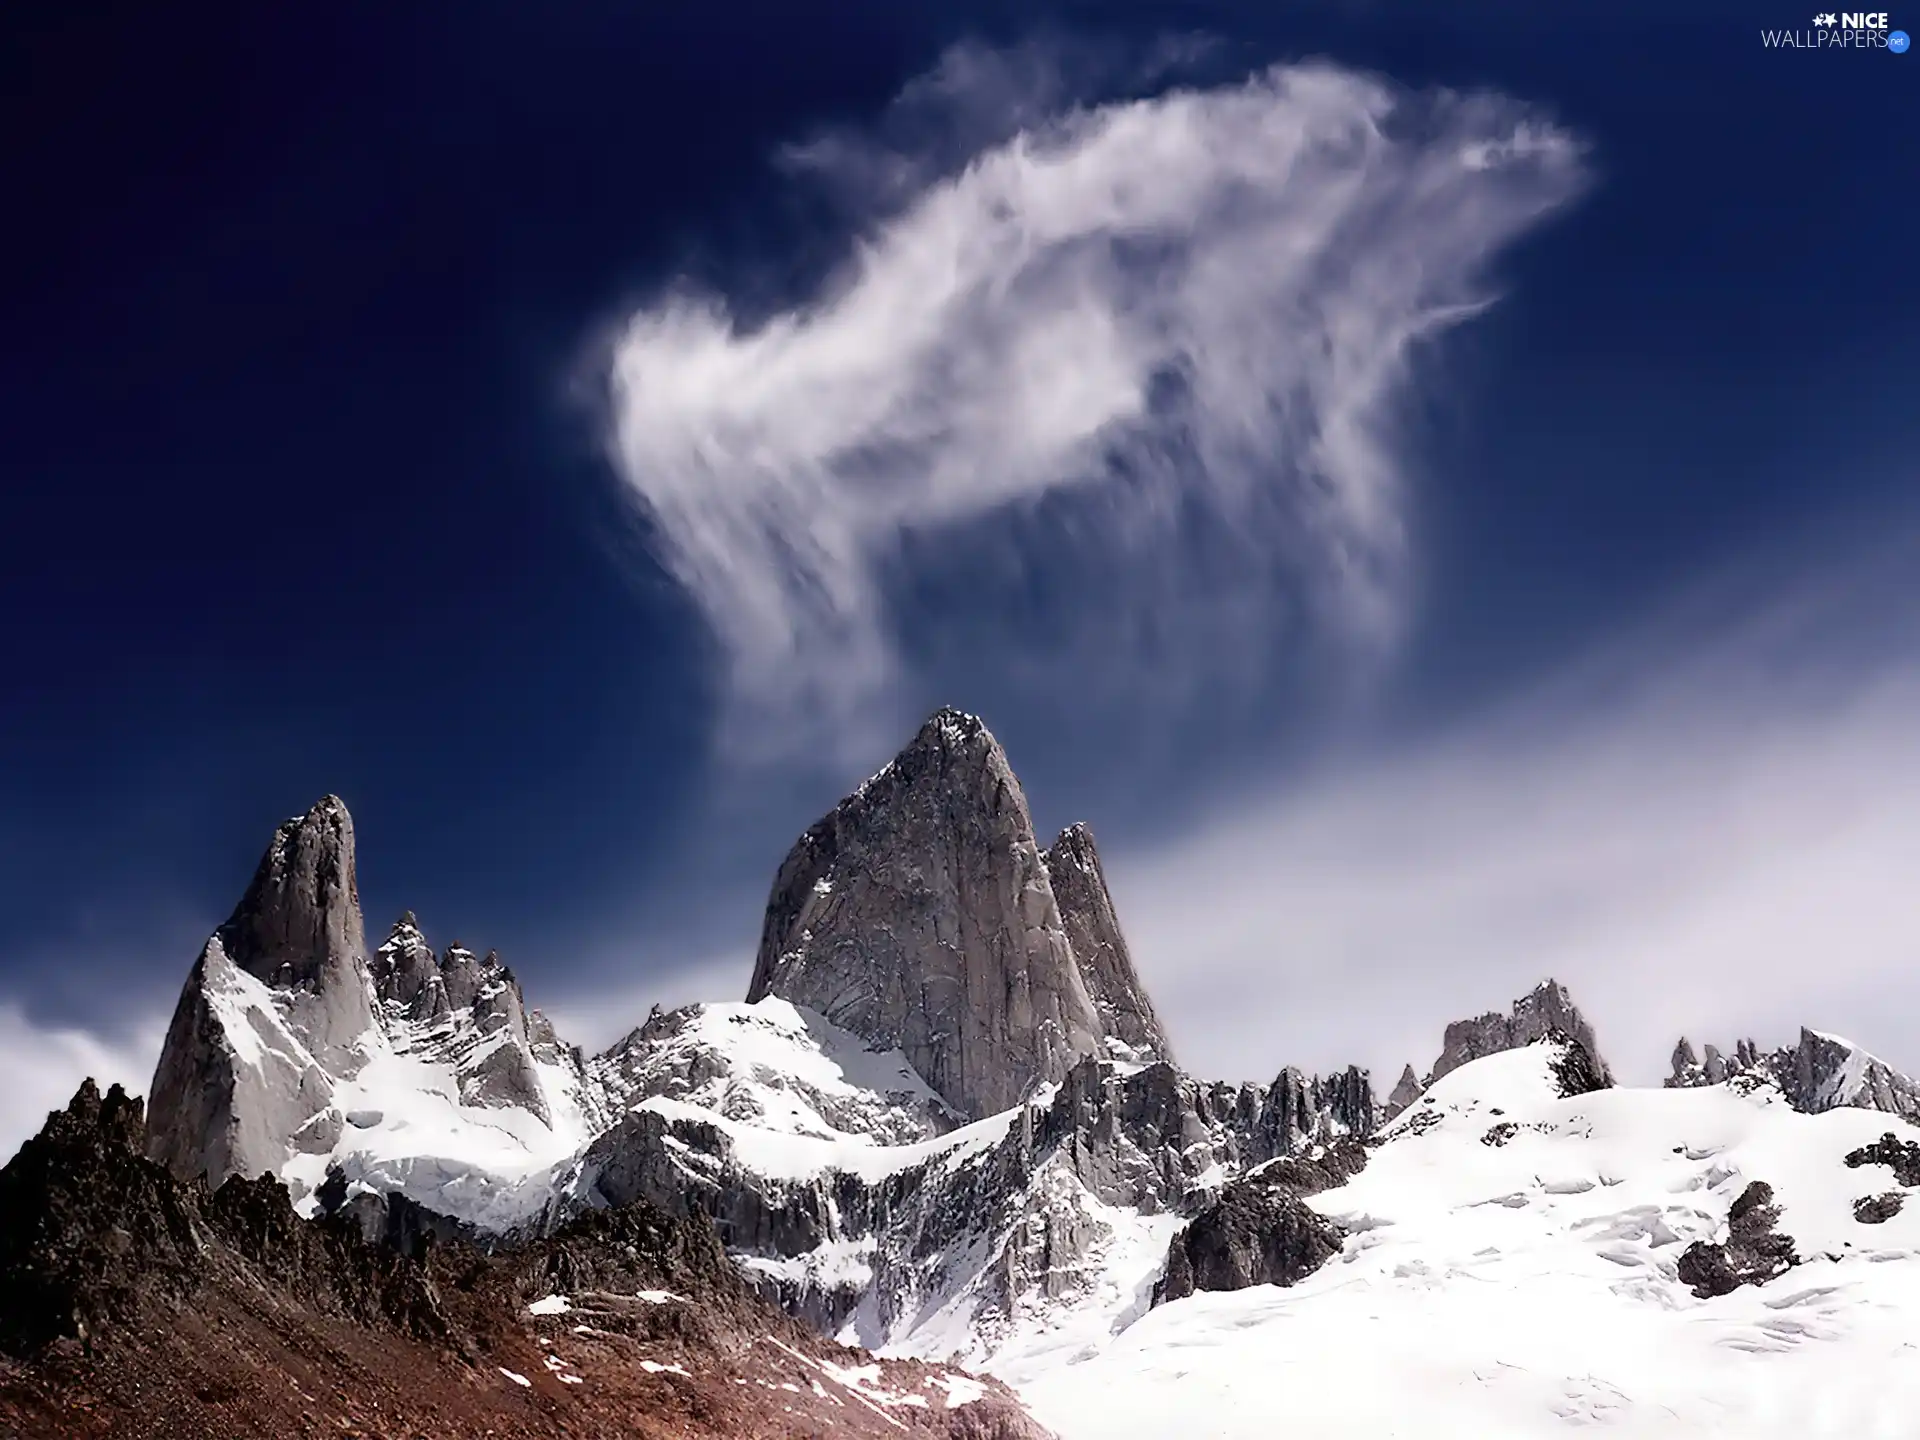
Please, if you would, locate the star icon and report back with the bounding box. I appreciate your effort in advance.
[1814,11,1837,23]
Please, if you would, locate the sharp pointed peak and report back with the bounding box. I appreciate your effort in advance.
[275,793,353,834]
[908,705,999,754]
[1046,820,1098,859]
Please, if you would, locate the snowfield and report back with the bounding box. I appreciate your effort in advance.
[204,955,1920,1437]
[1018,1045,1920,1439]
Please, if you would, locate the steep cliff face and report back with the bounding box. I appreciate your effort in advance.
[1428,979,1613,1090]
[145,936,345,1186]
[147,796,380,1186]
[1042,823,1172,1065]
[371,917,556,1124]
[748,708,1106,1120]
[212,793,379,1067]
[144,800,593,1212]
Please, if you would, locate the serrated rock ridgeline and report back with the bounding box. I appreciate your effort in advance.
[146,797,582,1193]
[1666,1027,1920,1122]
[747,707,1107,1120]
[1428,979,1613,1091]
[1044,822,1173,1065]
[2,1080,1053,1440]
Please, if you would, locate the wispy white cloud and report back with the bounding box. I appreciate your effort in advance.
[0,1003,162,1165]
[1114,516,1920,1089]
[605,48,1584,759]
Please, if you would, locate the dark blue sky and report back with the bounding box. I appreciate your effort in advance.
[3,0,1916,1059]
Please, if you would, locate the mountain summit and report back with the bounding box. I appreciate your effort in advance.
[15,708,1920,1439]
[146,795,380,1186]
[748,707,1110,1119]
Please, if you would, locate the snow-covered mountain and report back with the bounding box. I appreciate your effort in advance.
[1023,1036,1920,1437]
[121,706,1920,1437]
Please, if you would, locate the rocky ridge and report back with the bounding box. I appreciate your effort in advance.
[98,705,1920,1406]
[1666,1027,1920,1123]
[1426,978,1614,1090]
[0,1078,1050,1440]
[1041,822,1173,1064]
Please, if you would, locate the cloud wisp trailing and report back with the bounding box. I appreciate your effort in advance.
[606,49,1584,758]
[1113,515,1920,1091]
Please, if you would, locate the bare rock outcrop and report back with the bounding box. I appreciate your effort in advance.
[372,918,554,1124]
[146,796,380,1186]
[1675,1180,1798,1298]
[1429,979,1613,1089]
[1245,1065,1375,1164]
[1845,1131,1920,1187]
[208,793,378,1067]
[1383,1063,1422,1120]
[1154,1179,1346,1304]
[1667,1028,1920,1123]
[748,708,1105,1120]
[1043,822,1172,1064]
[2,1081,1053,1440]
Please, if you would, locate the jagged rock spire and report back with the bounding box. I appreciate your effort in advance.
[147,796,380,1184]
[1043,822,1173,1064]
[1383,1064,1422,1120]
[211,794,377,1064]
[1666,1027,1920,1122]
[1428,979,1613,1088]
[371,912,437,1011]
[749,707,1105,1119]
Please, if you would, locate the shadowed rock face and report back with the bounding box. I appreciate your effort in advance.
[214,795,377,1064]
[1430,980,1613,1090]
[3,1082,1053,1440]
[748,708,1105,1120]
[1383,1064,1422,1120]
[1043,823,1172,1064]
[1154,1181,1346,1304]
[1845,1131,1920,1187]
[146,797,381,1186]
[1675,1180,1798,1298]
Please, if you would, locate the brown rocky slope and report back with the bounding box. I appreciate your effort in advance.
[0,1080,1051,1440]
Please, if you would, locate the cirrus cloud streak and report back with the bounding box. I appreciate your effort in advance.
[606,51,1584,757]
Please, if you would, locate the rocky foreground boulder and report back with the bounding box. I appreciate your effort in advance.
[1154,1180,1348,1304]
[1674,1180,1798,1299]
[0,1080,1052,1440]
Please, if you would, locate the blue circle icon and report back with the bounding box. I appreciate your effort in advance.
[1892,28,1912,52]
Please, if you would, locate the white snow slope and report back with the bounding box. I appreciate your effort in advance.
[212,965,1920,1436]
[1019,1043,1920,1440]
